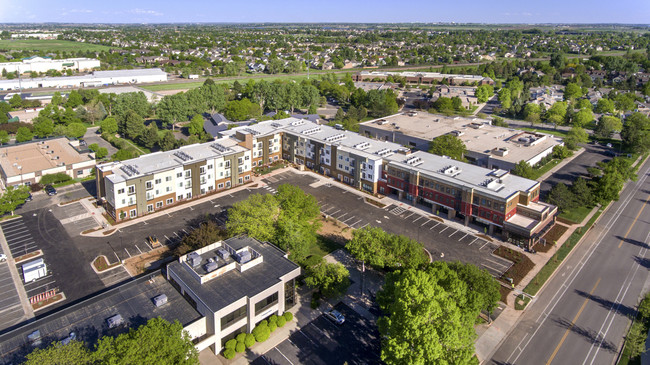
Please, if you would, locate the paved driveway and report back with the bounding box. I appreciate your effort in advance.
[82,127,118,156]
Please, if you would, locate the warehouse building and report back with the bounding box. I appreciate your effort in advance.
[0,138,95,188]
[359,112,563,172]
[0,56,100,74]
[0,68,168,90]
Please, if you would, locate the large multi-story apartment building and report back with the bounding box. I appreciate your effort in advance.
[353,71,495,86]
[96,137,253,221]
[97,117,556,245]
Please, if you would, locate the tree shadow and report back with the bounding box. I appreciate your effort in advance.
[81,179,98,198]
[574,289,636,318]
[615,235,649,249]
[552,317,618,353]
[634,256,650,269]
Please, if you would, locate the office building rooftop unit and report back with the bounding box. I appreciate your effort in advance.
[167,236,300,313]
[360,112,563,167]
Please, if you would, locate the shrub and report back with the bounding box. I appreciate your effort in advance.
[269,322,277,332]
[259,319,268,327]
[40,173,72,185]
[277,316,287,327]
[268,315,278,324]
[244,333,256,348]
[252,324,271,342]
[223,348,236,359]
[236,333,246,343]
[235,342,245,353]
[225,339,237,350]
[283,312,293,322]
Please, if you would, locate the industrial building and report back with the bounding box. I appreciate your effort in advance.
[0,56,100,74]
[0,138,96,188]
[353,71,495,86]
[0,68,168,90]
[359,112,563,172]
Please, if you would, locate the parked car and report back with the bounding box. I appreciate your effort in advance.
[324,309,345,325]
[79,140,87,146]
[25,193,32,202]
[45,185,57,196]
[0,253,7,262]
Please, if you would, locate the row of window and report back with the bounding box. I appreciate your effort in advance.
[472,196,506,212]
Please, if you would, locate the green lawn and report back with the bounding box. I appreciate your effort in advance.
[558,205,593,225]
[531,159,560,180]
[520,127,569,138]
[0,39,110,52]
[309,235,344,258]
[141,74,318,92]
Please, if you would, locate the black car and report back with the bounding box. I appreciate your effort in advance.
[45,185,57,196]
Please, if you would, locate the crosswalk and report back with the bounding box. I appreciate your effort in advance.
[389,206,407,215]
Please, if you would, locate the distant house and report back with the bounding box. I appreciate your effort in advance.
[203,113,253,138]
[265,112,322,124]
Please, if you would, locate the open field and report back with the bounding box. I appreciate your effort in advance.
[0,39,111,52]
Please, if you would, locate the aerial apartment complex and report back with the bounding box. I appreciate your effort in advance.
[353,70,495,85]
[0,235,299,362]
[97,116,556,246]
[359,112,563,172]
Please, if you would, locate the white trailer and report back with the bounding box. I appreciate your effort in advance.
[22,258,47,282]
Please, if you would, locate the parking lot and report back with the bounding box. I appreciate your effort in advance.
[0,252,24,331]
[263,171,513,277]
[253,303,381,365]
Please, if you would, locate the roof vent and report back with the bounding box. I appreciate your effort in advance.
[354,142,371,150]
[152,294,168,307]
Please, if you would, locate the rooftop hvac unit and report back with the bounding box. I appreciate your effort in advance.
[106,314,124,328]
[216,248,230,260]
[234,250,252,264]
[187,252,201,267]
[204,260,219,273]
[152,294,168,307]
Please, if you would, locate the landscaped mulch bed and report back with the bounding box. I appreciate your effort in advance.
[493,246,535,285]
[556,217,576,225]
[364,197,386,208]
[537,224,569,253]
[92,256,120,272]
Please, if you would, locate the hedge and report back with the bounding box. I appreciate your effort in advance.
[269,322,277,332]
[252,324,270,342]
[224,339,237,350]
[40,172,72,185]
[235,342,245,353]
[223,348,236,359]
[277,316,287,327]
[244,333,256,348]
[283,312,293,321]
[236,333,246,343]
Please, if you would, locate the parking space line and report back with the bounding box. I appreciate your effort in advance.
[173,232,181,238]
[336,212,348,220]
[404,212,415,219]
[480,241,489,250]
[350,219,363,227]
[124,248,131,258]
[449,230,458,238]
[421,220,430,227]
[310,322,326,335]
[182,229,189,234]
[485,257,509,268]
[25,280,56,294]
[439,226,449,234]
[298,329,316,345]
[274,348,294,365]
[459,233,469,241]
[469,238,478,245]
[430,222,440,230]
[113,251,120,262]
[135,245,142,254]
[359,223,369,229]
[342,216,355,224]
[4,233,31,241]
[2,227,29,234]
[329,209,341,216]
[412,215,423,223]
[481,264,501,275]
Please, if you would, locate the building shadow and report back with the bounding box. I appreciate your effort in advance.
[552,317,618,353]
[634,256,650,269]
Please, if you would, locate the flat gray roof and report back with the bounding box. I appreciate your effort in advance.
[222,117,405,161]
[100,137,246,184]
[358,70,493,83]
[386,151,539,199]
[167,236,300,313]
[0,273,202,364]
[361,113,563,164]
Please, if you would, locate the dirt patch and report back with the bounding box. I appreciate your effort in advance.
[493,246,534,285]
[103,229,116,235]
[365,197,386,208]
[93,255,120,272]
[32,293,64,311]
[477,234,493,242]
[124,247,174,276]
[156,89,189,96]
[82,227,102,234]
[499,285,511,304]
[15,250,42,264]
[430,216,444,223]
[317,215,353,245]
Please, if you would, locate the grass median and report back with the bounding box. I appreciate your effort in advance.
[524,207,603,296]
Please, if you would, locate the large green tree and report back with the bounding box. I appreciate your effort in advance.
[565,127,589,150]
[429,134,466,161]
[226,193,280,242]
[594,116,622,139]
[304,258,350,298]
[0,186,31,216]
[621,112,650,153]
[346,226,428,269]
[23,340,93,365]
[512,160,534,179]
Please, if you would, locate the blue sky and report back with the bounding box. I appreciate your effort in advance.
[0,0,648,24]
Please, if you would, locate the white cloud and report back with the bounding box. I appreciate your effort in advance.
[70,9,93,13]
[129,8,163,16]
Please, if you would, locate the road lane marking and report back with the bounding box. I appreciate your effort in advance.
[617,193,649,248]
[546,278,601,365]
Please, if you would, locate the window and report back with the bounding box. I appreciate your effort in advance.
[121,199,125,205]
[255,292,279,315]
[225,161,231,168]
[199,167,206,175]
[186,192,192,199]
[207,164,213,170]
[245,155,250,160]
[166,186,171,192]
[76,170,83,177]
[147,204,153,212]
[177,195,183,201]
[166,198,173,205]
[117,188,125,194]
[129,209,137,218]
[252,161,257,167]
[238,177,243,184]
[155,178,161,184]
[156,201,163,208]
[177,172,182,178]
[221,305,247,330]
[185,170,191,178]
[127,185,135,194]
[226,181,231,188]
[245,175,250,181]
[166,176,172,182]
[218,183,224,189]
[146,181,153,190]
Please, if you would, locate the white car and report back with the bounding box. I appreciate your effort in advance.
[324,309,345,325]
[0,254,6,262]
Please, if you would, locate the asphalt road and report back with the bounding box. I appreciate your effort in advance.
[489,157,650,365]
